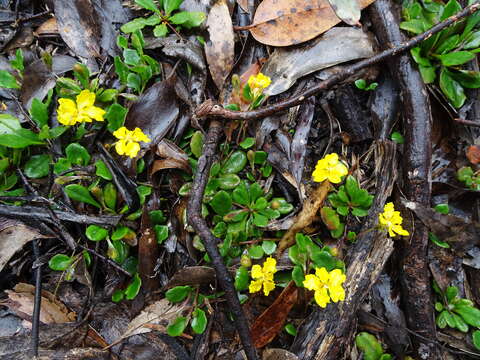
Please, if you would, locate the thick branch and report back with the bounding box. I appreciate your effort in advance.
[370,0,439,357]
[186,120,258,360]
[195,3,480,121]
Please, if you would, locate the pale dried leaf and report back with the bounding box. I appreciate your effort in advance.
[205,0,235,89]
[328,0,361,25]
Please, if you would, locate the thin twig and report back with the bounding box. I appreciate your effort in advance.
[195,3,480,121]
[454,117,480,127]
[186,120,258,360]
[31,239,42,358]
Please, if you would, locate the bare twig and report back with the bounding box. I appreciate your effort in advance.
[186,120,258,360]
[195,3,480,121]
[31,239,42,358]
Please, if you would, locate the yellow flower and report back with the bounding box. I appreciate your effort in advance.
[57,89,105,126]
[113,126,151,158]
[378,202,409,237]
[247,73,271,97]
[312,153,348,184]
[249,257,277,296]
[303,267,346,308]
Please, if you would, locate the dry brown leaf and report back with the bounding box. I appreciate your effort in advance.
[205,0,235,89]
[0,218,51,273]
[250,282,298,348]
[237,0,249,13]
[2,283,76,327]
[250,0,376,46]
[115,299,189,343]
[263,348,299,360]
[467,145,480,164]
[35,17,59,36]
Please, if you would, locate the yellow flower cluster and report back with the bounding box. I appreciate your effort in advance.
[57,90,105,126]
[249,257,277,296]
[113,127,151,158]
[303,267,346,308]
[312,153,348,184]
[378,202,409,237]
[247,73,271,97]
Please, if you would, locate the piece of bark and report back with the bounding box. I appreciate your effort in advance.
[369,1,441,358]
[290,141,397,359]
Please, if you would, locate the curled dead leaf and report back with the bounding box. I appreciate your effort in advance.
[249,0,376,46]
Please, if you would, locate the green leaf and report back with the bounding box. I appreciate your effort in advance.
[105,103,127,132]
[446,286,458,303]
[439,68,466,108]
[24,154,50,178]
[166,286,192,303]
[289,244,307,268]
[111,226,130,241]
[441,0,461,21]
[454,305,480,328]
[222,151,247,174]
[262,240,277,255]
[136,0,160,12]
[410,47,431,67]
[450,70,480,89]
[437,34,460,54]
[66,143,91,166]
[97,89,118,103]
[114,56,128,84]
[434,203,449,214]
[351,207,369,217]
[419,65,437,84]
[248,245,265,259]
[190,130,204,158]
[191,308,207,334]
[127,73,142,92]
[164,0,183,15]
[49,254,73,271]
[252,212,268,227]
[429,232,450,248]
[354,79,367,89]
[117,35,128,49]
[154,224,169,244]
[10,49,24,71]
[311,250,336,271]
[103,182,117,210]
[240,137,255,149]
[112,289,125,302]
[121,18,148,33]
[452,313,469,332]
[169,11,206,29]
[292,265,305,287]
[54,158,72,175]
[137,185,152,205]
[218,174,241,190]
[167,316,188,337]
[0,70,19,89]
[284,323,297,336]
[437,51,475,66]
[436,310,449,328]
[210,190,232,215]
[95,160,113,180]
[153,23,168,37]
[355,332,384,360]
[64,184,101,208]
[29,98,49,128]
[390,131,405,144]
[125,273,142,300]
[150,210,167,224]
[254,151,267,164]
[400,19,428,34]
[233,182,249,205]
[472,330,480,350]
[123,48,141,66]
[0,114,44,148]
[86,225,108,242]
[235,266,249,291]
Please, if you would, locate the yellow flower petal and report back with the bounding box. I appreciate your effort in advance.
[76,89,95,110]
[314,288,330,308]
[263,257,277,274]
[115,140,127,155]
[303,274,321,291]
[378,202,409,237]
[328,269,346,287]
[329,285,345,302]
[312,153,348,183]
[315,267,330,283]
[132,127,151,142]
[57,98,78,126]
[251,264,263,280]
[83,105,105,122]
[124,141,140,158]
[113,127,128,139]
[263,279,275,296]
[249,279,263,293]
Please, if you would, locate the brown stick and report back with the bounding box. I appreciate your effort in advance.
[370,0,440,358]
[194,2,480,121]
[290,141,398,359]
[186,120,258,360]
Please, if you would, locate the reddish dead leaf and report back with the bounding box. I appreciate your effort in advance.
[205,0,235,89]
[467,145,480,164]
[249,0,376,46]
[250,282,298,348]
[35,17,59,36]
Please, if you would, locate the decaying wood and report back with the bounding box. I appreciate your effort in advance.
[290,141,397,359]
[370,1,440,358]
